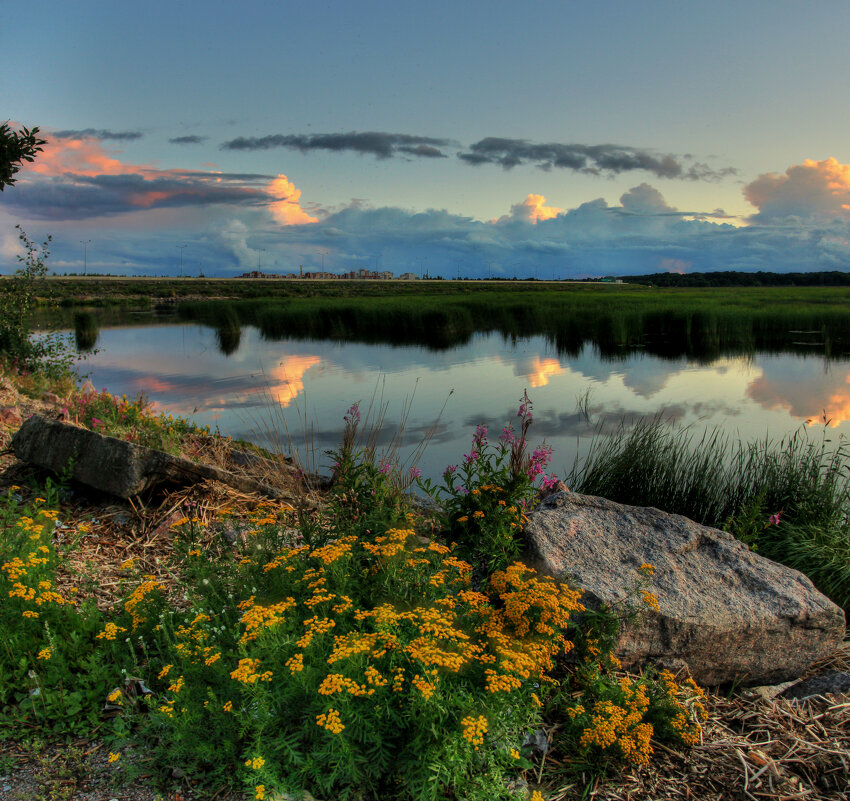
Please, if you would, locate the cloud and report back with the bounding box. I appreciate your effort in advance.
[51,128,143,141]
[169,135,208,145]
[744,157,850,222]
[0,134,316,223]
[619,183,674,214]
[458,137,736,180]
[496,193,563,224]
[220,131,452,159]
[268,175,319,225]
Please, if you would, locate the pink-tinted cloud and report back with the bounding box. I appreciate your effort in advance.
[28,134,148,177]
[6,132,314,224]
[496,193,563,224]
[747,369,850,428]
[745,157,850,221]
[268,175,318,224]
[265,355,322,406]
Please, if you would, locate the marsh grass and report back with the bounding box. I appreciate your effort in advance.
[567,416,850,610]
[176,287,850,360]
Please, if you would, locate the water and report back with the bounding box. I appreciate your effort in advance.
[70,320,850,484]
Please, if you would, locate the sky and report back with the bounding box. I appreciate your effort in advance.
[4,0,850,278]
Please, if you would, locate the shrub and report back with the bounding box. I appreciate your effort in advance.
[422,391,558,574]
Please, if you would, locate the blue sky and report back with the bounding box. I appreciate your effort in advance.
[4,0,850,277]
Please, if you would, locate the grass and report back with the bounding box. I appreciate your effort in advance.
[566,416,850,611]
[170,287,850,360]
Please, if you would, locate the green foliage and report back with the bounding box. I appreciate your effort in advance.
[0,409,713,800]
[0,226,75,377]
[65,388,210,454]
[421,392,556,574]
[0,490,114,736]
[0,122,46,190]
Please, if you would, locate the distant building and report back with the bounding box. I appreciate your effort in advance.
[398,272,418,280]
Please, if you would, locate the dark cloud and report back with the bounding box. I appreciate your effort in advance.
[458,137,736,181]
[52,128,143,141]
[3,172,269,220]
[220,131,451,159]
[169,135,208,145]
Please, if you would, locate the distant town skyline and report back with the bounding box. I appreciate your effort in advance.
[4,0,850,278]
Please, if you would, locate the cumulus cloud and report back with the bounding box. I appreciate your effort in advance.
[745,157,850,222]
[51,128,143,141]
[496,193,563,223]
[221,131,452,159]
[268,175,319,225]
[458,137,736,181]
[169,135,207,145]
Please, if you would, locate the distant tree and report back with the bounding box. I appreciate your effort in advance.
[0,122,46,190]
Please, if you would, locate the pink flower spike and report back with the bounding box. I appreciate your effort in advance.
[768,512,782,525]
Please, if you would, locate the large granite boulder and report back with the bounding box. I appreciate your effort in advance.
[12,415,295,501]
[524,492,846,686]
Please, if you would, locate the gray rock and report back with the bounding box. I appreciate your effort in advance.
[524,492,846,687]
[778,671,850,702]
[12,415,297,501]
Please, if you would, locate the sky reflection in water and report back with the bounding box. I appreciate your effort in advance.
[75,324,850,482]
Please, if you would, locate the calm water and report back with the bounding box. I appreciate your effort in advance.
[72,322,850,483]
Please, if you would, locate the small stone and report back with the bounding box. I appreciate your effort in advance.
[41,391,60,404]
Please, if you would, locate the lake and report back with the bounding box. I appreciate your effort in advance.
[69,317,850,484]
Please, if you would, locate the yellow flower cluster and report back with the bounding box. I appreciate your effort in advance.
[245,756,265,770]
[124,577,165,630]
[37,647,51,660]
[579,679,653,765]
[461,715,488,749]
[96,622,128,641]
[484,669,522,693]
[316,708,344,733]
[239,597,297,643]
[642,591,660,612]
[658,670,707,746]
[361,527,411,559]
[297,615,336,649]
[317,673,373,697]
[311,535,357,565]
[230,658,273,684]
[285,653,304,673]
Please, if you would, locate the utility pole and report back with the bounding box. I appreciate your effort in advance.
[257,247,266,271]
[177,244,187,277]
[80,240,91,276]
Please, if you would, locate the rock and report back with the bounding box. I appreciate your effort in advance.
[0,406,22,428]
[12,415,298,501]
[743,680,798,702]
[524,492,846,686]
[41,391,60,405]
[778,671,850,702]
[538,479,569,502]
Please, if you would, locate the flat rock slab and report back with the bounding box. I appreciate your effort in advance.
[12,415,294,501]
[524,492,846,686]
